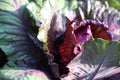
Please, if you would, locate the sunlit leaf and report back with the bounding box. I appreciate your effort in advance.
[35,0,65,77]
[62,38,120,80]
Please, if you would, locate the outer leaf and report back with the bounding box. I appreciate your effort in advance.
[0,69,49,80]
[0,0,55,79]
[62,38,120,80]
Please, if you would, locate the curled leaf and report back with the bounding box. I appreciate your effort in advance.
[59,18,78,63]
[91,0,120,41]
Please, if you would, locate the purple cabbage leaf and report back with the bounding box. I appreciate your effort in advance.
[91,0,120,41]
[1,0,120,80]
[61,0,120,79]
[61,38,120,80]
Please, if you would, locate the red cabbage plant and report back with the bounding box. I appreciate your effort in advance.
[0,0,120,80]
